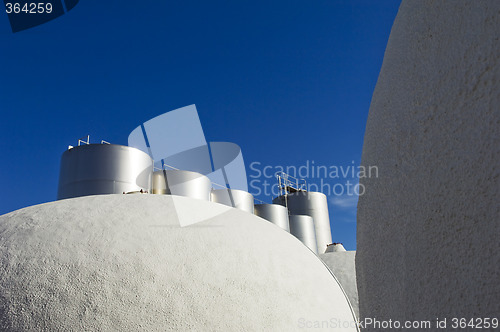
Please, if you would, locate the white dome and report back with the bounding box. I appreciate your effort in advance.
[0,195,358,331]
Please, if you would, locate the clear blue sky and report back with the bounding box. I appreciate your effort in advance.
[0,0,401,250]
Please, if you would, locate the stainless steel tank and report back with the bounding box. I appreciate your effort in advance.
[152,169,211,201]
[288,215,318,254]
[211,189,254,213]
[57,144,153,200]
[254,204,290,232]
[273,191,333,253]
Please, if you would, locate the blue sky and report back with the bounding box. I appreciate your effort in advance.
[0,0,401,250]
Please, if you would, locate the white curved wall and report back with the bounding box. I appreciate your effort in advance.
[357,0,500,328]
[0,195,358,331]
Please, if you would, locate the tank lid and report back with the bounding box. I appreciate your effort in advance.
[325,243,346,252]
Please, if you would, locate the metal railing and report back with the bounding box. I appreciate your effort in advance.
[77,135,90,146]
[276,171,307,197]
[76,136,110,146]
